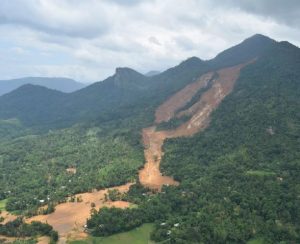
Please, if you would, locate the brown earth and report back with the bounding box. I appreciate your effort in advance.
[155,72,214,123]
[27,183,133,244]
[19,61,251,243]
[138,127,179,190]
[37,236,51,244]
[66,167,77,174]
[172,63,248,136]
[0,211,17,224]
[139,62,250,190]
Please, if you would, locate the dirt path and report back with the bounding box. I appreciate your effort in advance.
[139,63,249,191]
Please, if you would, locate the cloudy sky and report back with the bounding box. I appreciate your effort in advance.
[0,0,299,83]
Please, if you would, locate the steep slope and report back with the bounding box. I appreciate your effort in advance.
[0,35,299,243]
[209,34,275,68]
[139,62,252,190]
[0,34,275,130]
[66,68,151,123]
[0,77,85,96]
[85,39,300,244]
[153,39,300,243]
[22,61,253,241]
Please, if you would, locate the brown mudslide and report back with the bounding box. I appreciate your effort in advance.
[155,72,214,123]
[25,62,251,243]
[139,62,250,190]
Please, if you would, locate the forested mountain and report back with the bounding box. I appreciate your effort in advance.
[0,77,86,96]
[87,37,300,244]
[0,34,274,130]
[0,34,299,244]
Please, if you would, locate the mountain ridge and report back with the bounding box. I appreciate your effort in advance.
[0,77,86,96]
[0,33,299,243]
[0,34,292,129]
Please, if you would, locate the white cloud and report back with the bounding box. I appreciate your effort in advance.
[0,0,299,83]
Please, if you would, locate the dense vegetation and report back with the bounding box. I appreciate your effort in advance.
[87,185,173,236]
[0,218,58,243]
[0,34,298,243]
[87,41,300,243]
[0,120,144,215]
[0,35,273,130]
[0,119,31,140]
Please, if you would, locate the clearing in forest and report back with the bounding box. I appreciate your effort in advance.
[27,183,134,244]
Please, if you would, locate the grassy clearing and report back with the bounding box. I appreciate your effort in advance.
[245,170,276,177]
[68,223,154,244]
[247,238,266,244]
[0,199,7,211]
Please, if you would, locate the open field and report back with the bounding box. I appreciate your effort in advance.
[0,199,7,211]
[68,224,154,244]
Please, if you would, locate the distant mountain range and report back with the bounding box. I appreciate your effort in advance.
[0,77,86,96]
[0,34,293,130]
[0,33,299,243]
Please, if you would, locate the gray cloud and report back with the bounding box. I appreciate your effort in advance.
[0,0,299,82]
[215,0,300,28]
[0,0,109,38]
[148,36,161,46]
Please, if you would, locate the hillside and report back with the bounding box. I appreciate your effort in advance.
[0,34,299,243]
[155,39,300,243]
[0,34,275,130]
[0,77,86,96]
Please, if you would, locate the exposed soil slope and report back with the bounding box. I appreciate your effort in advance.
[138,127,179,190]
[155,72,214,123]
[25,61,251,243]
[139,63,250,190]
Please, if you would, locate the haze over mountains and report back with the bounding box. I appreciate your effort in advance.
[0,77,86,96]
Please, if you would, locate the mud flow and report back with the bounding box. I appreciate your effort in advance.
[25,62,251,243]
